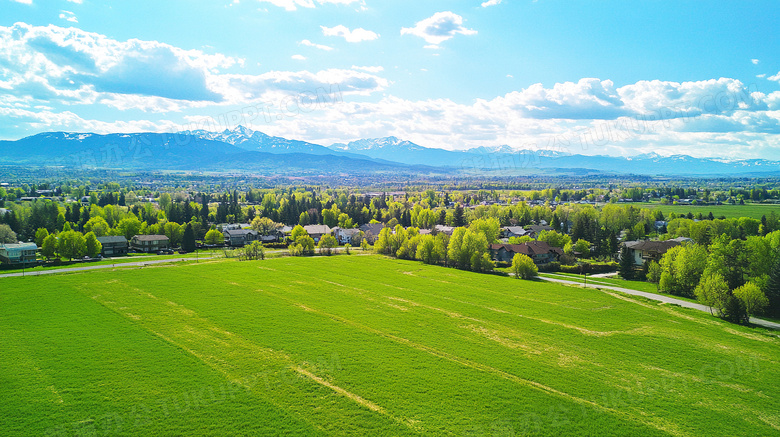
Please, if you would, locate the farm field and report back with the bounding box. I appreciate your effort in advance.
[633,202,779,220]
[1,255,779,436]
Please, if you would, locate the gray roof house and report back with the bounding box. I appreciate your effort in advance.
[223,229,259,247]
[97,236,128,257]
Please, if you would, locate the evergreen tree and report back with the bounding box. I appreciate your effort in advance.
[767,257,780,317]
[182,223,197,252]
[453,204,465,227]
[618,245,635,280]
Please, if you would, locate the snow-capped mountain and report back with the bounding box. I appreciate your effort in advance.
[184,126,341,156]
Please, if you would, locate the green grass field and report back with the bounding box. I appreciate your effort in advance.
[2,255,779,436]
[633,202,779,220]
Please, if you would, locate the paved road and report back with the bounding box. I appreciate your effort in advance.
[0,257,207,278]
[539,276,780,331]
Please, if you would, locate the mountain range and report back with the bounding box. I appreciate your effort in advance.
[0,126,778,177]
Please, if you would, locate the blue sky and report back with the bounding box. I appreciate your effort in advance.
[2,0,779,159]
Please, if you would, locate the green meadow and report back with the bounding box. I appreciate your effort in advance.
[634,202,779,220]
[1,255,779,436]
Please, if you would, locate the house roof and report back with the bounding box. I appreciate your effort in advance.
[97,236,128,244]
[359,223,384,235]
[132,234,169,242]
[490,241,563,257]
[434,225,455,234]
[623,239,681,254]
[223,229,258,237]
[504,226,529,235]
[527,225,553,233]
[333,227,360,235]
[0,242,37,251]
[304,225,331,235]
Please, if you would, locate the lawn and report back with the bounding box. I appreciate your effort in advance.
[632,202,779,220]
[1,255,779,436]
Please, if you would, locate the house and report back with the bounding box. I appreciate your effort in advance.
[433,225,455,235]
[622,237,692,266]
[526,225,553,237]
[303,225,332,243]
[223,229,259,247]
[130,235,170,253]
[0,242,38,266]
[332,227,361,244]
[97,236,128,257]
[359,223,385,242]
[503,226,531,239]
[489,241,563,265]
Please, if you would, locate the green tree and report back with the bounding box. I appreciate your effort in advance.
[469,217,500,243]
[0,223,17,244]
[243,241,265,260]
[416,235,440,264]
[57,230,87,260]
[317,234,339,255]
[360,238,370,252]
[618,245,635,280]
[34,227,49,247]
[84,232,102,258]
[251,217,282,235]
[374,227,392,255]
[733,282,768,318]
[766,257,780,317]
[647,261,662,286]
[205,229,225,245]
[512,253,538,279]
[658,244,708,297]
[695,273,731,317]
[116,217,143,240]
[41,233,58,260]
[84,216,110,237]
[574,239,592,258]
[537,230,571,248]
[290,225,308,241]
[182,223,197,252]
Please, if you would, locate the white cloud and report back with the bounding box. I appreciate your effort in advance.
[256,0,363,10]
[351,65,383,73]
[481,0,502,7]
[67,0,83,3]
[0,23,388,112]
[59,11,78,23]
[10,0,32,4]
[321,25,379,42]
[757,74,766,78]
[291,54,306,60]
[751,59,760,65]
[768,72,780,82]
[401,11,477,46]
[299,39,333,51]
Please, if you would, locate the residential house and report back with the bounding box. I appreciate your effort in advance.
[223,229,259,247]
[622,237,692,266]
[433,225,455,236]
[359,223,385,242]
[526,225,553,238]
[332,227,361,245]
[303,225,332,243]
[130,235,170,253]
[97,236,128,257]
[489,241,563,265]
[0,242,38,266]
[503,226,531,239]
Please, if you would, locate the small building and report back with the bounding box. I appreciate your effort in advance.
[489,241,563,265]
[0,242,38,266]
[223,229,259,247]
[303,225,332,243]
[433,225,455,236]
[503,226,531,239]
[97,236,128,257]
[526,225,553,238]
[130,235,170,253]
[359,223,385,242]
[332,227,361,244]
[622,238,692,266]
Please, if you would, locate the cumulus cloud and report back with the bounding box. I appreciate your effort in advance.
[291,54,306,60]
[768,72,780,82]
[10,0,32,4]
[0,23,387,112]
[401,11,477,46]
[751,59,760,65]
[299,39,333,51]
[59,11,78,23]
[481,0,502,7]
[321,25,379,42]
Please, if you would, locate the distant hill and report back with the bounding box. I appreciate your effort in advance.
[329,137,780,176]
[1,129,778,176]
[0,131,437,175]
